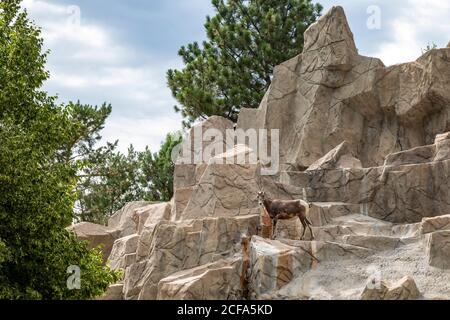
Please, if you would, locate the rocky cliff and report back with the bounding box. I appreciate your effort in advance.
[72,7,450,300]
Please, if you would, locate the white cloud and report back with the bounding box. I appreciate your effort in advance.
[101,116,183,152]
[371,0,450,66]
[23,0,183,153]
[22,0,450,154]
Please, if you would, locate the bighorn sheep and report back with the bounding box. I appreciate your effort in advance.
[257,191,315,240]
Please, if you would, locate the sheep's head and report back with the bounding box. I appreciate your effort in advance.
[256,191,266,205]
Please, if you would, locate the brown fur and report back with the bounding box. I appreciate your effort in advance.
[257,192,315,240]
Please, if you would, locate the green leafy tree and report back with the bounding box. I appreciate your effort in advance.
[77,133,183,224]
[167,0,322,127]
[76,145,143,224]
[59,101,116,167]
[141,133,183,202]
[0,0,120,299]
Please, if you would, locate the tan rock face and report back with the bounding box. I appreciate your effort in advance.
[249,236,373,297]
[384,138,450,166]
[182,163,260,219]
[238,6,450,170]
[96,284,124,300]
[282,159,450,223]
[135,202,171,234]
[421,215,450,234]
[174,116,233,189]
[427,231,450,269]
[123,215,259,300]
[108,201,152,238]
[68,222,119,262]
[361,276,420,300]
[434,131,450,144]
[157,257,243,300]
[306,141,362,171]
[109,234,139,270]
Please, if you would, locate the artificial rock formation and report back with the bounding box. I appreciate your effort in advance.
[157,257,243,300]
[68,222,119,262]
[427,231,450,269]
[361,276,421,300]
[238,7,450,170]
[306,141,362,171]
[69,6,450,300]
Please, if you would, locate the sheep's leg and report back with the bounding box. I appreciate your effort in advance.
[305,217,315,240]
[272,218,278,240]
[308,224,315,240]
[300,218,307,240]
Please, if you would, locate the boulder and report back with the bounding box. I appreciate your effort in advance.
[108,201,152,238]
[109,234,140,270]
[173,164,207,190]
[96,284,124,300]
[434,131,450,144]
[248,237,312,297]
[181,146,261,219]
[384,145,436,166]
[343,235,403,251]
[427,230,450,269]
[361,276,420,300]
[306,141,362,171]
[68,222,118,262]
[135,202,171,234]
[384,137,450,166]
[249,236,373,297]
[157,257,243,300]
[172,187,194,220]
[174,116,234,189]
[421,215,450,234]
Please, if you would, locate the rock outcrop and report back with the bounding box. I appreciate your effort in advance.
[361,276,421,300]
[306,141,362,171]
[69,6,450,300]
[238,7,450,170]
[427,231,450,269]
[157,257,243,300]
[68,222,119,262]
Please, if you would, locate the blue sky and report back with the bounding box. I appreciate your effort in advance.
[23,0,450,152]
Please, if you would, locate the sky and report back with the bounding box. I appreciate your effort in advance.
[22,0,450,153]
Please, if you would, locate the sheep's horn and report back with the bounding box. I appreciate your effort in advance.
[257,176,263,192]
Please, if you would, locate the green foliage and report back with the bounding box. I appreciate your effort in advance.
[77,133,183,224]
[77,145,143,224]
[141,133,183,202]
[422,42,438,54]
[60,101,116,166]
[167,0,322,127]
[0,0,120,299]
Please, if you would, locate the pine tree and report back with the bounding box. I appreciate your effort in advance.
[77,133,183,224]
[140,133,183,202]
[167,0,322,127]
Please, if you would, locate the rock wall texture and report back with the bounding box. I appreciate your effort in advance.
[238,6,450,171]
[70,6,450,300]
